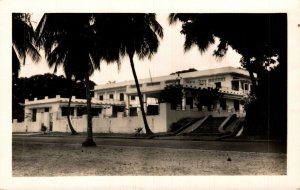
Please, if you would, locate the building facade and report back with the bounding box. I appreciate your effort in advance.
[13,67,253,134]
[93,66,253,116]
[12,95,102,133]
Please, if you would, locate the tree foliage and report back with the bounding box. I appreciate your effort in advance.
[91,13,164,134]
[159,85,222,111]
[192,87,222,111]
[169,13,287,139]
[12,73,95,121]
[12,13,40,79]
[159,85,183,109]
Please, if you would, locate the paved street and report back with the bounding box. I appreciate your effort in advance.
[13,135,286,153]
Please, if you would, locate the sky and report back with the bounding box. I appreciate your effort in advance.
[19,13,242,85]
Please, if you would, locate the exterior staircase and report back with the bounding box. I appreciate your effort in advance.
[171,117,203,134]
[189,117,227,135]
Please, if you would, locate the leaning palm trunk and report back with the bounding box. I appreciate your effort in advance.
[82,72,96,146]
[67,85,78,135]
[129,54,153,135]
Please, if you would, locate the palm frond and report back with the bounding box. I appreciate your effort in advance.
[12,13,40,75]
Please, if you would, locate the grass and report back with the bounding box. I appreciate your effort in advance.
[12,141,286,176]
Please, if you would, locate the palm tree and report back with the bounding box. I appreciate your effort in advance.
[93,13,163,135]
[35,14,100,146]
[12,13,40,126]
[12,13,40,79]
[66,77,79,135]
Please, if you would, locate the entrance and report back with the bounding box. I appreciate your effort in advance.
[220,99,227,111]
[41,112,50,131]
[234,100,240,111]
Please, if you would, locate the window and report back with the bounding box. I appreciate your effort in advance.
[77,108,86,116]
[215,82,221,88]
[130,84,142,88]
[208,77,225,82]
[120,93,124,101]
[131,96,136,100]
[99,95,103,100]
[61,107,74,116]
[199,79,207,85]
[146,82,160,86]
[244,84,249,91]
[32,109,36,122]
[234,100,240,111]
[91,108,102,116]
[109,94,114,99]
[45,108,49,112]
[231,81,239,91]
[129,107,138,116]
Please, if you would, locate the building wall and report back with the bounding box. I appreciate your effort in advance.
[13,103,246,133]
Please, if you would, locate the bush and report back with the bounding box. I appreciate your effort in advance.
[41,124,47,133]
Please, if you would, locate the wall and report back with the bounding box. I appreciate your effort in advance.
[12,103,245,134]
[13,119,41,132]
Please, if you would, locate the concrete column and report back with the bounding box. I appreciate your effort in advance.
[179,77,185,85]
[181,89,186,111]
[143,93,147,114]
[24,108,31,123]
[125,94,130,116]
[114,90,117,101]
[74,107,77,117]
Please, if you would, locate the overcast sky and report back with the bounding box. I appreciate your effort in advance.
[19,13,242,85]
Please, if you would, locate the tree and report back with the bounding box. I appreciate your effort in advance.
[192,87,222,111]
[12,13,40,80]
[169,14,286,92]
[67,78,79,135]
[159,84,183,109]
[12,13,40,123]
[169,13,287,139]
[66,79,96,135]
[92,13,164,135]
[12,73,95,122]
[35,14,100,146]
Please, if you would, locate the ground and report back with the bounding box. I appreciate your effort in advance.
[12,135,286,176]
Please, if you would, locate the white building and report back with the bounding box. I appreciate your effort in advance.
[13,66,253,134]
[13,95,102,133]
[93,66,253,116]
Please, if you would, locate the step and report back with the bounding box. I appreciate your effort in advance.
[190,117,226,135]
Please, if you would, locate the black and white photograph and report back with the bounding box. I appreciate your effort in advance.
[1,0,300,189]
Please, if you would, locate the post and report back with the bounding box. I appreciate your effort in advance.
[182,89,186,111]
[143,93,147,114]
[125,94,130,116]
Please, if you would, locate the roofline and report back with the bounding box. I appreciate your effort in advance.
[94,66,253,91]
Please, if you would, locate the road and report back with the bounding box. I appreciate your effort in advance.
[12,135,286,153]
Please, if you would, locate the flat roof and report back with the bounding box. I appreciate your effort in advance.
[93,66,252,91]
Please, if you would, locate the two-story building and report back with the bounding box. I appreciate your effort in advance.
[93,66,253,116]
[13,66,254,134]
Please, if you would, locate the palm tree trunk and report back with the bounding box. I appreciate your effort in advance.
[129,54,153,135]
[82,72,96,147]
[67,83,78,135]
[244,56,257,94]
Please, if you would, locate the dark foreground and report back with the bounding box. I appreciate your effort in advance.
[12,135,286,176]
